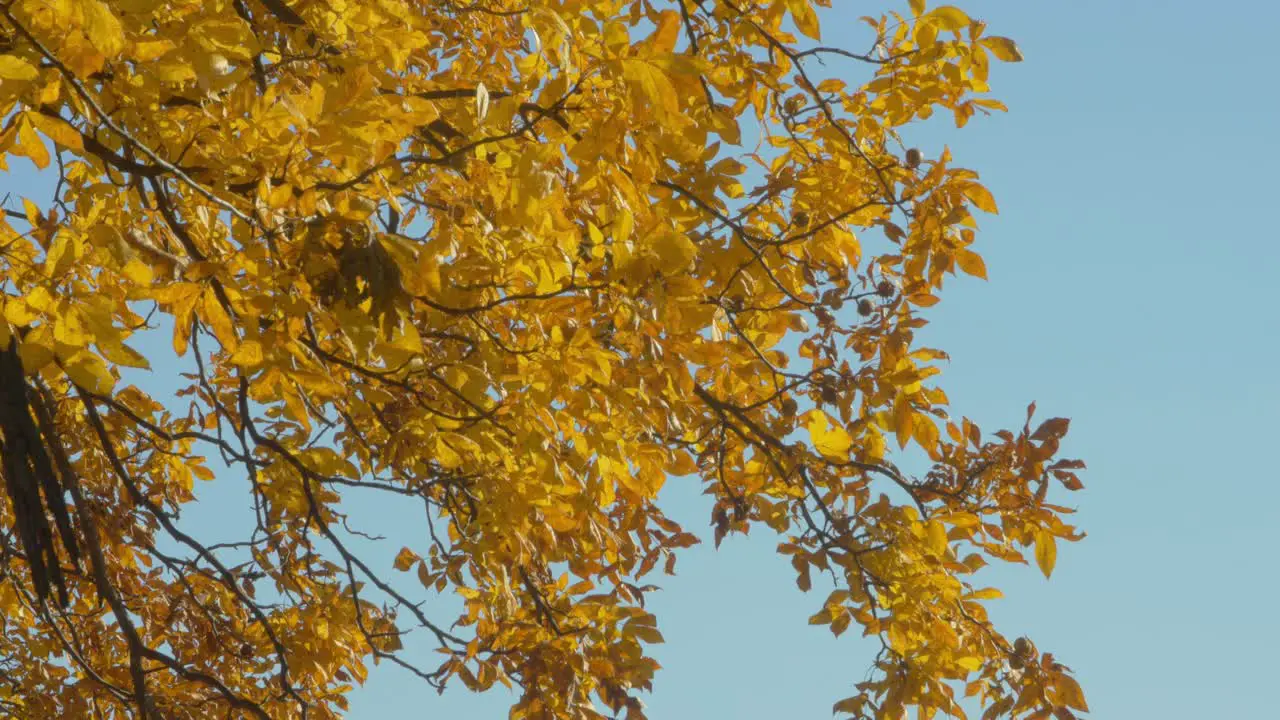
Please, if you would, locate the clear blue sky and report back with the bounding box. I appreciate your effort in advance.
[4,1,1278,717]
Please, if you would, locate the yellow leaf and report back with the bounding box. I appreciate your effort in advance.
[955,656,983,671]
[170,291,199,357]
[982,36,1025,62]
[17,332,55,373]
[909,0,926,16]
[893,395,913,449]
[710,105,741,144]
[121,258,154,285]
[200,290,238,352]
[862,425,886,462]
[913,414,940,454]
[615,207,635,243]
[99,341,151,369]
[808,608,833,625]
[81,0,127,58]
[630,625,664,644]
[22,198,41,228]
[0,56,39,81]
[652,231,697,274]
[44,231,79,277]
[963,184,999,214]
[16,118,50,170]
[436,437,463,469]
[153,59,196,83]
[393,547,417,571]
[1034,529,1057,578]
[1054,674,1089,712]
[956,249,987,279]
[622,58,680,122]
[787,0,822,41]
[830,612,851,637]
[806,411,852,460]
[925,5,971,31]
[603,21,630,51]
[267,183,294,210]
[52,311,91,347]
[644,10,682,53]
[132,39,175,62]
[926,519,947,556]
[24,286,54,312]
[914,18,939,48]
[36,75,62,105]
[30,113,83,151]
[63,351,115,393]
[4,299,38,327]
[229,340,264,368]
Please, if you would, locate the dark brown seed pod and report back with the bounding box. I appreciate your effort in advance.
[820,385,839,405]
[780,397,799,416]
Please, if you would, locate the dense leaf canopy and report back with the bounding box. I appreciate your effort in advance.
[0,0,1087,718]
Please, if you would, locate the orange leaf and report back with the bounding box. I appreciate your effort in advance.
[1034,529,1057,578]
[956,249,987,279]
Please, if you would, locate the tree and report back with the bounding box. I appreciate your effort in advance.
[0,0,1088,718]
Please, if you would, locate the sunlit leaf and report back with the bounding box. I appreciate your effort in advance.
[925,5,971,31]
[1035,529,1058,578]
[982,36,1025,62]
[956,249,988,279]
[807,410,853,459]
[0,56,39,81]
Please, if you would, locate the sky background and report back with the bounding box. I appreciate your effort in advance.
[4,0,1279,717]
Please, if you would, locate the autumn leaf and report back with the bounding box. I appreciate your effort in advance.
[807,410,853,460]
[29,113,84,151]
[925,5,971,31]
[1054,674,1090,712]
[1035,529,1058,578]
[228,340,264,368]
[926,519,948,556]
[788,0,822,40]
[1032,417,1072,441]
[14,117,50,170]
[983,36,1026,62]
[0,56,39,81]
[956,249,988,279]
[394,547,419,571]
[964,183,999,214]
[80,0,128,58]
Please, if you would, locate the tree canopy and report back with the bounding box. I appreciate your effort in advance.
[0,0,1088,718]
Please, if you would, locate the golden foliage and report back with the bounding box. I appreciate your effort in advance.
[0,0,1081,718]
